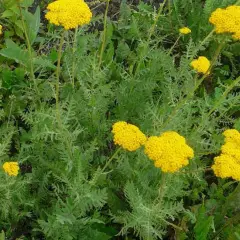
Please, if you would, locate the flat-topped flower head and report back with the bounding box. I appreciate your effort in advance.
[112,121,147,151]
[144,131,194,173]
[190,56,210,74]
[179,27,191,35]
[209,6,240,40]
[212,129,240,180]
[3,162,19,176]
[45,0,92,30]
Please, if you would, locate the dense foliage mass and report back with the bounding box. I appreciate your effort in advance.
[0,0,240,239]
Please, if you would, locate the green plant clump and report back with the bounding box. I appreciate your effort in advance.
[0,0,240,239]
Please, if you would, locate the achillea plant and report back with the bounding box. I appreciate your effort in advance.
[1,0,240,239]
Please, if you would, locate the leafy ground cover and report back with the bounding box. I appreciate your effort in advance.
[0,0,240,239]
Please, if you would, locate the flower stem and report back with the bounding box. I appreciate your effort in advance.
[160,41,225,130]
[191,29,215,60]
[148,0,167,42]
[168,35,181,56]
[154,172,167,206]
[98,0,110,69]
[17,1,38,94]
[56,31,65,125]
[90,147,121,185]
[134,0,167,75]
[102,147,121,173]
[193,74,240,133]
[72,27,78,88]
[207,75,240,116]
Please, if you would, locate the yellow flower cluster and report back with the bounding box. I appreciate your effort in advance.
[190,56,210,74]
[112,121,147,151]
[144,131,194,173]
[209,6,240,40]
[212,129,240,180]
[179,27,191,35]
[0,25,2,35]
[3,162,19,176]
[45,0,92,30]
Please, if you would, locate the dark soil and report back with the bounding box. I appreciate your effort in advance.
[29,0,164,16]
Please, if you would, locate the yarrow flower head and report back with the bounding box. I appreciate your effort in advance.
[179,27,191,35]
[144,131,194,173]
[112,121,147,152]
[45,0,92,30]
[190,56,210,74]
[212,129,240,180]
[3,162,19,176]
[209,6,240,40]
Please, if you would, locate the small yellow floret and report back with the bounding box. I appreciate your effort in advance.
[190,56,210,74]
[144,131,194,173]
[45,0,92,30]
[0,25,2,35]
[209,6,240,40]
[3,162,19,176]
[212,129,240,180]
[179,27,191,35]
[112,121,147,152]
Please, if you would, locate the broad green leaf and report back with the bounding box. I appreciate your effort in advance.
[14,19,24,32]
[194,205,214,240]
[116,41,131,61]
[9,5,20,15]
[1,10,15,18]
[15,68,26,81]
[2,0,16,8]
[0,230,5,240]
[21,0,34,8]
[103,42,114,64]
[22,7,40,45]
[2,69,13,89]
[0,39,29,67]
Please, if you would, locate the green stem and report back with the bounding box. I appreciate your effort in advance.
[148,0,167,42]
[190,29,215,61]
[17,1,38,94]
[162,219,183,231]
[160,41,225,130]
[56,31,65,125]
[167,0,174,34]
[134,0,167,75]
[213,208,240,239]
[7,98,14,129]
[90,147,121,185]
[154,172,167,206]
[101,147,121,173]
[72,27,78,88]
[168,35,181,56]
[193,74,240,134]
[98,0,110,68]
[207,75,240,116]
[222,183,240,216]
